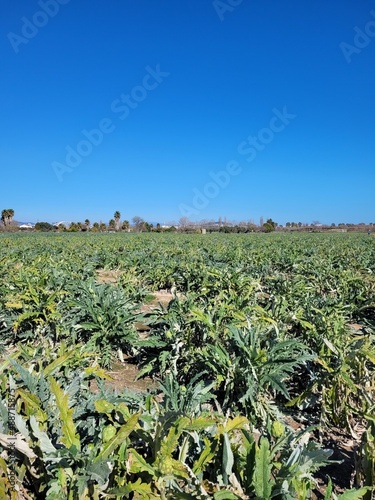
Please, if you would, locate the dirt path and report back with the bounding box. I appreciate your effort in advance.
[95,272,177,392]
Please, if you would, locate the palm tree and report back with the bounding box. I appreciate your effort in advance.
[114,211,121,231]
[1,209,15,227]
[122,220,130,231]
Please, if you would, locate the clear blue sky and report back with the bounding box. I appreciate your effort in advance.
[1,0,374,225]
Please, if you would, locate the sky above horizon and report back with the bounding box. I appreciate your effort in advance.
[1,0,374,225]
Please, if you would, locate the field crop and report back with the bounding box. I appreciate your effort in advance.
[0,232,374,499]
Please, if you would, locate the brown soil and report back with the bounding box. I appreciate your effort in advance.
[348,323,364,332]
[313,425,366,497]
[90,282,176,393]
[96,267,176,309]
[98,289,178,392]
[140,289,177,311]
[90,360,156,394]
[96,269,123,283]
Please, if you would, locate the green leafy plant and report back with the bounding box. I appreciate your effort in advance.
[66,281,139,367]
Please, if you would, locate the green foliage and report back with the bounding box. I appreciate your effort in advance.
[263,218,277,233]
[66,280,139,367]
[0,232,374,497]
[253,437,273,497]
[34,222,55,232]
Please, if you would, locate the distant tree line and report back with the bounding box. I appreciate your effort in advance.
[1,208,374,233]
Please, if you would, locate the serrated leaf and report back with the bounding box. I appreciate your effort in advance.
[49,377,80,451]
[17,388,47,421]
[109,478,156,497]
[94,399,116,414]
[95,413,139,461]
[193,439,216,474]
[128,448,156,476]
[30,415,57,456]
[214,491,240,499]
[8,358,37,392]
[253,437,273,499]
[85,366,113,380]
[43,350,75,376]
[223,416,248,434]
[185,416,216,431]
[337,487,373,500]
[164,418,190,453]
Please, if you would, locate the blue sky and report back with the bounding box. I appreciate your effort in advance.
[1,0,374,225]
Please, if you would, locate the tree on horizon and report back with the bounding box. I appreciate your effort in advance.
[1,208,15,227]
[132,216,144,232]
[263,218,277,233]
[114,211,121,231]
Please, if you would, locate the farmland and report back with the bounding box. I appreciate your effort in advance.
[0,232,374,499]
